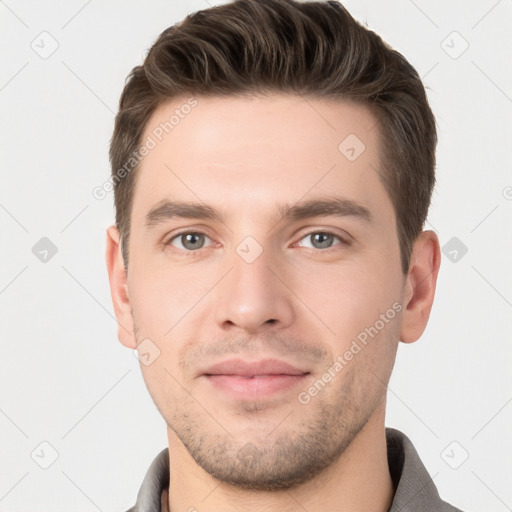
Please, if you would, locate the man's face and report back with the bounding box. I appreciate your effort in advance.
[120,94,407,489]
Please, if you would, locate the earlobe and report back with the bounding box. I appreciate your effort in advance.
[400,230,441,344]
[105,225,137,349]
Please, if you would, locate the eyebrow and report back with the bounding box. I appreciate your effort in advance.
[145,196,372,229]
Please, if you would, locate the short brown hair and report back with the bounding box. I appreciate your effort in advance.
[109,0,437,273]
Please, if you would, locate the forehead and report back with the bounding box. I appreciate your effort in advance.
[132,93,392,226]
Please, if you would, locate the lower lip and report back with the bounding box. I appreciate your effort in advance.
[204,374,308,399]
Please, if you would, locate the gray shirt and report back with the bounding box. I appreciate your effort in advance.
[125,428,464,512]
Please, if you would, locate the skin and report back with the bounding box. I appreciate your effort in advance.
[106,93,441,512]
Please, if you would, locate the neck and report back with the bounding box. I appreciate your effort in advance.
[165,407,393,512]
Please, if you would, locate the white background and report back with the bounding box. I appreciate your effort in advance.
[0,1,511,511]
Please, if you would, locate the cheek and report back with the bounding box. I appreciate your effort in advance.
[293,264,401,360]
[291,261,401,340]
[139,358,184,426]
[128,259,213,337]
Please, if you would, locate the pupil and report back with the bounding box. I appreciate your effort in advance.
[313,233,332,248]
[184,233,203,249]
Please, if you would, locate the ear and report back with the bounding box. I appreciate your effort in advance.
[400,230,441,343]
[105,225,137,349]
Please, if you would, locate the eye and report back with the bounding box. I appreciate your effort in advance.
[167,231,214,251]
[296,231,348,250]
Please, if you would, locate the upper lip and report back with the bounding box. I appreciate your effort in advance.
[202,358,309,377]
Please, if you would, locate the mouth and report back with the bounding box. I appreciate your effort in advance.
[201,359,310,399]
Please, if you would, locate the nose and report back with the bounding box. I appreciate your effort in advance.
[214,246,295,334]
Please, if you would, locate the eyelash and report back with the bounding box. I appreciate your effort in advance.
[164,229,351,254]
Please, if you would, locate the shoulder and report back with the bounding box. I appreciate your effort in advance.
[386,428,467,512]
[122,448,169,512]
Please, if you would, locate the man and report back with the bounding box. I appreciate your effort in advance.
[105,0,464,510]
